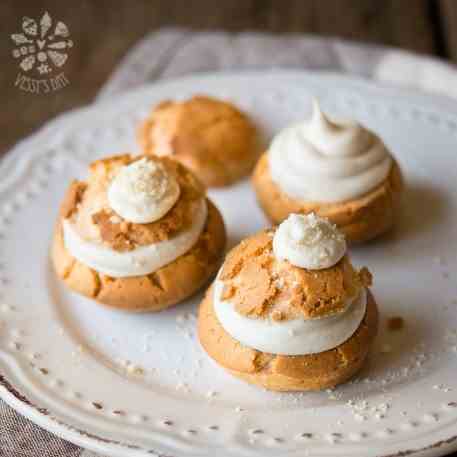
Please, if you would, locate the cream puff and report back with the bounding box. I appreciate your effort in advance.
[52,154,226,312]
[252,100,403,242]
[138,95,260,187]
[198,213,378,391]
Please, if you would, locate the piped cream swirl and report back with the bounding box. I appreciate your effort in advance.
[268,100,392,203]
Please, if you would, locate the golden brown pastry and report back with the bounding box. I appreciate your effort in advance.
[198,214,378,391]
[138,95,260,187]
[252,100,403,242]
[52,154,226,312]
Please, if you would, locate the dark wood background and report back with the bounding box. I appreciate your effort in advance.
[2,0,457,156]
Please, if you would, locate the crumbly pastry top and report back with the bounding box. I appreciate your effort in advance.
[139,95,258,166]
[219,230,371,321]
[61,154,205,252]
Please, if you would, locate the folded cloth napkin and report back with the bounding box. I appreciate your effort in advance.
[3,28,457,457]
[98,27,457,101]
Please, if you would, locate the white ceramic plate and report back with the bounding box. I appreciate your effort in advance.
[1,71,457,457]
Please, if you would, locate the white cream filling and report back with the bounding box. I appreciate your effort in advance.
[213,278,367,355]
[268,99,392,203]
[63,199,207,278]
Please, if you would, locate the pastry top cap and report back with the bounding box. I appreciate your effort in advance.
[219,229,371,321]
[138,95,259,171]
[60,154,205,252]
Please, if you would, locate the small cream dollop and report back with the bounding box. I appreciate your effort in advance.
[107,158,180,224]
[272,213,346,269]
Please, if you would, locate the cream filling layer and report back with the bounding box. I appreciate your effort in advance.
[268,100,392,203]
[213,278,367,355]
[62,199,207,278]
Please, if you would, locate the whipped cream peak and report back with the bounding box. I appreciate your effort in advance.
[268,99,393,203]
[107,157,180,224]
[305,99,373,157]
[273,213,346,270]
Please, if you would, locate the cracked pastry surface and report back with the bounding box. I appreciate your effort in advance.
[218,230,371,321]
[138,95,261,187]
[52,154,226,312]
[198,224,378,391]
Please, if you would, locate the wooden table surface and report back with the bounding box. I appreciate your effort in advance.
[2,0,457,157]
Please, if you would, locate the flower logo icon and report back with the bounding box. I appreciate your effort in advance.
[11,12,73,75]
